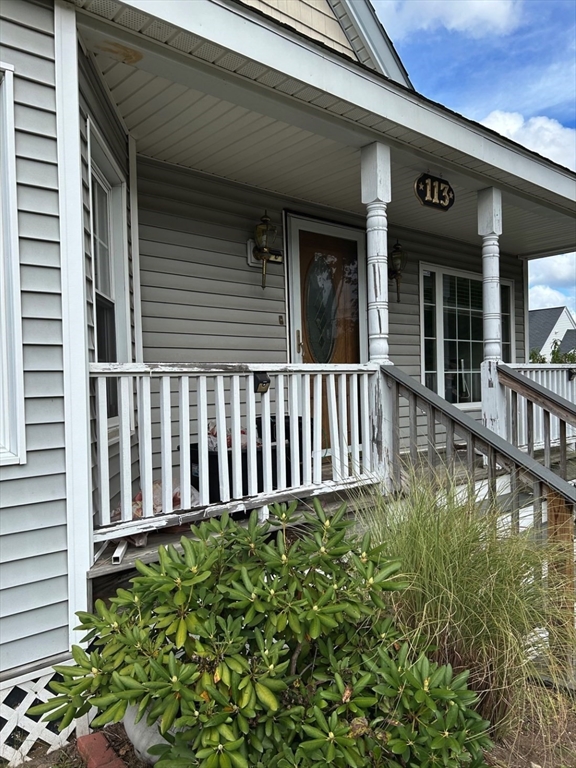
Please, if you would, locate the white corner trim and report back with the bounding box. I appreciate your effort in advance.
[0,63,26,466]
[54,0,93,647]
[129,135,143,362]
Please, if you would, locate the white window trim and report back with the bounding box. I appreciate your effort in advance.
[0,62,26,466]
[419,261,515,410]
[88,118,132,442]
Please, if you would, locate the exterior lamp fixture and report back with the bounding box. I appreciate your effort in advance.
[388,240,408,303]
[253,211,277,289]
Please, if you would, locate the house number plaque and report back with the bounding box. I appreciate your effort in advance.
[414,173,455,211]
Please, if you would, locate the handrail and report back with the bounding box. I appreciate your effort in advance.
[497,363,576,428]
[89,362,376,376]
[380,364,576,508]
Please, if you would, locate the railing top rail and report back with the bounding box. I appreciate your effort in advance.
[380,364,576,507]
[497,363,576,428]
[89,362,378,376]
[508,363,576,371]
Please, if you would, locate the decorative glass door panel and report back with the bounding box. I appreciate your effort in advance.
[299,231,360,365]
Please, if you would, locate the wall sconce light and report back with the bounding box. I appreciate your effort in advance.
[388,240,408,303]
[568,368,576,382]
[252,211,277,289]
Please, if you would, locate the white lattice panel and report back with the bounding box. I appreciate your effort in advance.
[0,664,91,767]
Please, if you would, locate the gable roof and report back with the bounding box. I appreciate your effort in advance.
[231,0,413,87]
[328,0,413,86]
[559,328,576,354]
[529,306,565,352]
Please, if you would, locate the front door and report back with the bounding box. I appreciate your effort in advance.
[287,216,367,455]
[287,216,367,365]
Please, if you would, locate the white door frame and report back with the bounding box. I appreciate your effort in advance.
[285,213,368,364]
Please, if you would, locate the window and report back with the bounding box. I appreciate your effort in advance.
[421,265,513,405]
[89,121,130,425]
[0,63,26,465]
[92,167,118,417]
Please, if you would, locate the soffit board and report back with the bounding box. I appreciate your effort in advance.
[85,45,576,258]
[73,0,576,220]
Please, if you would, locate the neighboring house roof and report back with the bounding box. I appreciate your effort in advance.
[529,307,565,352]
[559,328,576,354]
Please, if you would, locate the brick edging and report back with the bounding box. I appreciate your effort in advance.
[76,732,127,768]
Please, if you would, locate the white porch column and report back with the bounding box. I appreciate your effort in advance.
[361,143,392,484]
[478,187,506,437]
[361,142,391,363]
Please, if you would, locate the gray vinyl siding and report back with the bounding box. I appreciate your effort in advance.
[138,159,292,364]
[0,0,69,675]
[138,158,525,373]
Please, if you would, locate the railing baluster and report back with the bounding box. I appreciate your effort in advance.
[261,387,273,495]
[302,374,312,485]
[338,373,349,479]
[197,375,209,506]
[427,406,435,469]
[350,374,360,475]
[543,410,551,469]
[533,480,543,544]
[526,400,534,457]
[313,374,323,483]
[245,375,258,497]
[466,434,475,480]
[559,420,567,480]
[215,375,230,503]
[119,375,132,523]
[230,374,242,499]
[510,463,520,534]
[288,374,300,487]
[275,374,287,490]
[96,376,110,526]
[445,419,455,473]
[391,378,400,490]
[361,372,371,475]
[138,375,153,518]
[487,445,497,506]
[179,376,191,510]
[160,376,173,516]
[510,390,518,447]
[409,392,418,466]
[327,373,340,480]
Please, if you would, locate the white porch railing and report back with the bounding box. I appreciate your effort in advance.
[89,363,378,542]
[505,364,576,451]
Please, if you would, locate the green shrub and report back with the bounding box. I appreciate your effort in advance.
[359,468,576,738]
[30,501,492,767]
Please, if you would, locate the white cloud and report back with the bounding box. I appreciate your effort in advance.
[529,253,576,292]
[372,0,523,40]
[529,254,576,317]
[481,111,576,170]
[529,284,575,312]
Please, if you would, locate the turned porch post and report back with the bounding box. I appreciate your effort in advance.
[478,187,507,438]
[361,143,393,484]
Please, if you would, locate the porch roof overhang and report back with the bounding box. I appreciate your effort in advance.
[74,0,576,259]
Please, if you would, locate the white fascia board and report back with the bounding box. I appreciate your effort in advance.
[118,0,576,206]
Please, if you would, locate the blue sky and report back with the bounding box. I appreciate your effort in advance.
[371,0,576,317]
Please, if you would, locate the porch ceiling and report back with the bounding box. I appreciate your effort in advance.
[78,17,576,259]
